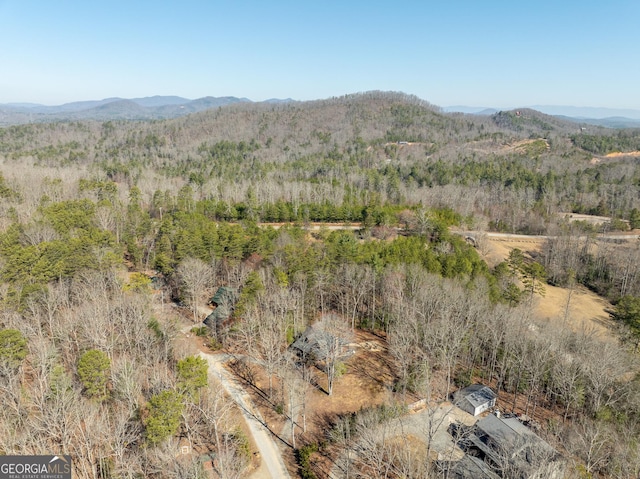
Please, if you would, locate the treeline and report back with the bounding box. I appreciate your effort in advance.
[541,226,640,358]
[541,225,640,300]
[0,190,498,302]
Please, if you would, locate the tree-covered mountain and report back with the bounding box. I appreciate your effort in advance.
[6,92,640,128]
[447,104,640,128]
[0,95,255,124]
[2,90,638,235]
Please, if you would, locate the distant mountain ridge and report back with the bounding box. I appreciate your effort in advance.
[0,95,288,125]
[2,94,639,127]
[553,115,640,129]
[531,105,640,120]
[443,106,498,115]
[445,104,640,120]
[445,104,640,128]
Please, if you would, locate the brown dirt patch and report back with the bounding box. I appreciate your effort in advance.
[300,330,399,439]
[483,236,545,269]
[557,212,615,226]
[465,138,548,155]
[604,151,640,158]
[510,138,549,152]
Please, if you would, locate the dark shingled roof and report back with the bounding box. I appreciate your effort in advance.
[204,287,237,330]
[291,324,324,358]
[290,322,353,361]
[461,414,562,478]
[204,306,231,328]
[209,286,237,308]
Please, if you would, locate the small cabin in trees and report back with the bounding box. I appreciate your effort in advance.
[453,384,497,416]
[208,286,237,308]
[290,323,326,360]
[203,286,237,335]
[290,321,354,362]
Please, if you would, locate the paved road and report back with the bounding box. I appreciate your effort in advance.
[197,351,291,479]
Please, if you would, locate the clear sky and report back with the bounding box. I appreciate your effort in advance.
[1,0,639,108]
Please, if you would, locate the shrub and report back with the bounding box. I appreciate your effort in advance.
[296,443,319,479]
[190,326,208,337]
[208,337,223,351]
[123,272,152,292]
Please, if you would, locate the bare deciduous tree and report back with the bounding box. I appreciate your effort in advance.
[176,257,215,323]
[313,313,353,396]
[333,263,374,330]
[280,357,310,449]
[564,417,613,477]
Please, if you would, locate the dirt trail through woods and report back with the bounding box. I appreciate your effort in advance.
[197,351,291,479]
[180,326,290,479]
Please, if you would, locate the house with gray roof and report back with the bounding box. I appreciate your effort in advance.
[290,318,354,362]
[452,384,497,416]
[454,413,565,479]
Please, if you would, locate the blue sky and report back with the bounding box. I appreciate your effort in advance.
[1,0,639,108]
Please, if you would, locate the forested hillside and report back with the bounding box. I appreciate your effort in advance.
[1,91,640,478]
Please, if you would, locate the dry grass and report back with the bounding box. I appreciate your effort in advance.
[483,237,616,341]
[534,284,616,342]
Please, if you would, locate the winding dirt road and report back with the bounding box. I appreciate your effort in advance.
[198,351,291,479]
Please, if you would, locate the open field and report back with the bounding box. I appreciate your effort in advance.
[483,236,617,341]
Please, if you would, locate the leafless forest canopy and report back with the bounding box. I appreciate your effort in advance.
[1,91,640,478]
